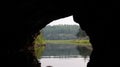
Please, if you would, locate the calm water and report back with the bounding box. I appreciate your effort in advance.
[39,57,89,67]
[39,44,92,67]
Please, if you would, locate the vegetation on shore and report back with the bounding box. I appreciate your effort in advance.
[46,39,91,46]
[34,33,46,59]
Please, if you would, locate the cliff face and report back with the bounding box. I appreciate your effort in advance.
[6,1,118,67]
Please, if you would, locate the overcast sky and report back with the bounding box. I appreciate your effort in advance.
[47,16,79,26]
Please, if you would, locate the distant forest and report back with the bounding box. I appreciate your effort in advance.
[41,25,87,40]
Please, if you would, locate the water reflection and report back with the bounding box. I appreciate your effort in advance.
[39,44,92,67]
[76,45,92,58]
[39,57,89,67]
[42,44,92,58]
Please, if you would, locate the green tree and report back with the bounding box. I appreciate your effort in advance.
[42,25,80,40]
[76,28,87,39]
[34,32,46,59]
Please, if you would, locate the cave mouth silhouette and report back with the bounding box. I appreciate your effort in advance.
[7,1,117,67]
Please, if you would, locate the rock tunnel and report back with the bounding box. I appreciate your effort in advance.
[7,1,119,67]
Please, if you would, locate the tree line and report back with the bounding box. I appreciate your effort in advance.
[41,25,87,40]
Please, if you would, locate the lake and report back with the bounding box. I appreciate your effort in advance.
[39,44,92,67]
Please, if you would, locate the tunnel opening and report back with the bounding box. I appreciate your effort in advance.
[34,16,92,67]
[7,1,115,67]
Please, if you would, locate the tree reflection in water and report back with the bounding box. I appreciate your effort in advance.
[76,45,92,58]
[42,44,92,58]
[40,44,92,67]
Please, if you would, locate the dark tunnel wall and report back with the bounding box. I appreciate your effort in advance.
[6,0,120,67]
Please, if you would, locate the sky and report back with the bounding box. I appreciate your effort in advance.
[47,16,79,26]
